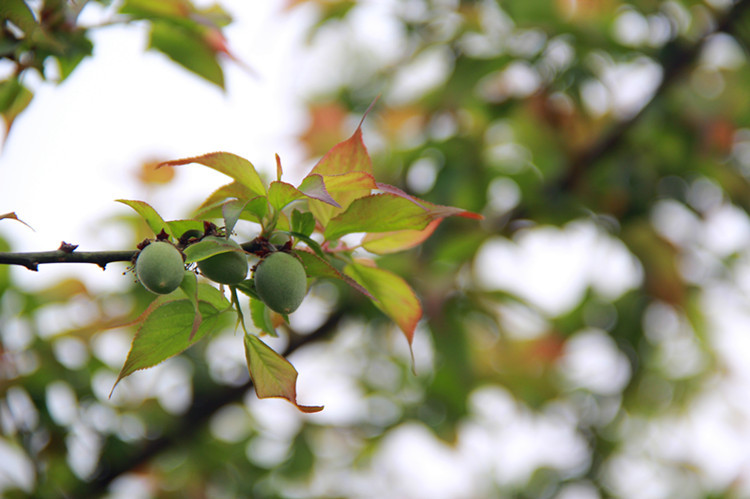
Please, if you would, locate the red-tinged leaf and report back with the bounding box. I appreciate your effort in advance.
[307,125,374,225]
[325,192,483,241]
[293,249,373,299]
[376,182,484,220]
[362,219,442,255]
[324,193,434,241]
[310,124,372,177]
[112,299,232,395]
[306,171,378,226]
[297,174,340,208]
[0,212,34,230]
[161,152,266,198]
[244,334,323,413]
[344,261,422,349]
[117,199,173,238]
[276,154,283,181]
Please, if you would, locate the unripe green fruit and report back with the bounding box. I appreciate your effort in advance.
[197,236,248,284]
[136,242,185,294]
[254,252,307,314]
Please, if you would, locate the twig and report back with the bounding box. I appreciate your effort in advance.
[0,247,137,271]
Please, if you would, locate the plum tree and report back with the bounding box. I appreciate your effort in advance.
[254,251,307,314]
[136,241,185,294]
[197,236,249,284]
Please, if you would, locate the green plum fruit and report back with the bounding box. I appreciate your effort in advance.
[136,241,185,294]
[197,236,248,284]
[254,251,307,314]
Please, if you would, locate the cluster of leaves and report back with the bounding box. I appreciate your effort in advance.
[1,0,235,139]
[114,113,480,412]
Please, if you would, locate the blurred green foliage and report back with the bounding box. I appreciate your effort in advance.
[3,0,750,497]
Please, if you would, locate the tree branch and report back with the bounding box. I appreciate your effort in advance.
[0,239,270,271]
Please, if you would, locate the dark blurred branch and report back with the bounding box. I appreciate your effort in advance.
[559,0,750,191]
[73,309,344,498]
[0,247,137,271]
[0,239,269,271]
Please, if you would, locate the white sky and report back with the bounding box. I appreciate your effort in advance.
[0,2,315,289]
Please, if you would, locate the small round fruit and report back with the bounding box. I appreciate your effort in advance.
[136,241,185,294]
[197,236,248,284]
[254,251,307,314]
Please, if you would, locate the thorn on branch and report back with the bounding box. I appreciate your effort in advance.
[59,241,78,253]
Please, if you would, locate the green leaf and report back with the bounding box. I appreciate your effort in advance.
[112,299,232,394]
[149,21,224,88]
[344,262,422,348]
[244,334,323,413]
[268,181,305,211]
[250,298,277,337]
[167,219,205,239]
[324,194,432,241]
[222,199,246,235]
[116,199,173,238]
[183,237,245,263]
[161,152,266,198]
[0,78,33,138]
[324,192,481,241]
[293,249,372,299]
[179,271,202,340]
[291,210,315,238]
[1,0,38,36]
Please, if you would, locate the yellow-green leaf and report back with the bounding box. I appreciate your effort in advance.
[161,152,266,198]
[244,334,323,413]
[344,261,422,348]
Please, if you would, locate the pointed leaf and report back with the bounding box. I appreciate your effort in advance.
[244,334,323,413]
[167,219,205,239]
[149,22,225,88]
[223,199,247,235]
[297,174,340,207]
[324,194,432,241]
[362,219,442,254]
[344,262,422,348]
[161,152,266,197]
[268,181,305,211]
[291,210,315,238]
[117,199,173,238]
[112,300,232,394]
[306,124,375,225]
[293,250,373,299]
[0,212,34,230]
[183,237,246,263]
